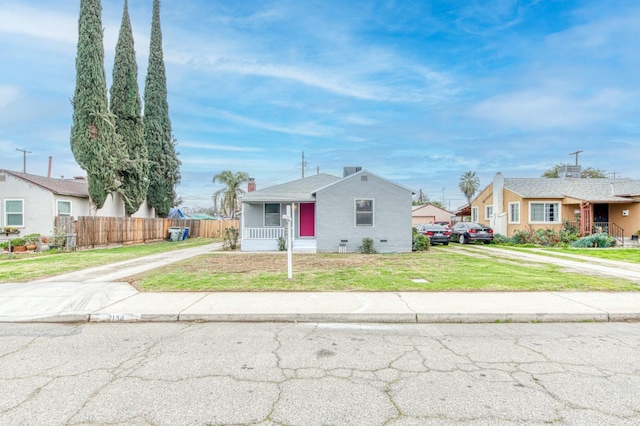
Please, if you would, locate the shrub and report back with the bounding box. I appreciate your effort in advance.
[571,234,615,248]
[9,237,26,246]
[223,227,239,250]
[492,233,513,244]
[412,233,430,251]
[360,237,377,254]
[277,236,286,251]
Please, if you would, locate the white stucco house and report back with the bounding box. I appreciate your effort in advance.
[0,169,154,238]
[240,168,415,253]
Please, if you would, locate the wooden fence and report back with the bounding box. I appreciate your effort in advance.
[55,216,239,249]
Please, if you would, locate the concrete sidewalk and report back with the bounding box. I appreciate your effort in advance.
[1,242,639,323]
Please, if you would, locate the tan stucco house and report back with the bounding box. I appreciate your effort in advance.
[411,203,453,226]
[471,172,640,243]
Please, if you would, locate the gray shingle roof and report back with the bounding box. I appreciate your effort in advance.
[1,169,89,198]
[240,173,341,202]
[504,178,640,202]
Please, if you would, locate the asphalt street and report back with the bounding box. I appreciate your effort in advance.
[1,322,639,425]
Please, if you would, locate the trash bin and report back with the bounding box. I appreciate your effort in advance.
[181,227,190,240]
[168,227,182,242]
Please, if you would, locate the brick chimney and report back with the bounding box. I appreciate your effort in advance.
[247,178,256,192]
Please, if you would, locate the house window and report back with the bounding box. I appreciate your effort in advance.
[471,206,478,222]
[485,205,493,219]
[508,202,520,224]
[5,199,24,227]
[57,200,72,217]
[355,199,373,226]
[530,202,560,223]
[264,203,281,227]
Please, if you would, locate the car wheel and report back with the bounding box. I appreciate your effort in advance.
[483,240,491,244]
[459,235,466,244]
[443,242,449,245]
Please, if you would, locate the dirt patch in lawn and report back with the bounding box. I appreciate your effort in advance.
[181,253,381,274]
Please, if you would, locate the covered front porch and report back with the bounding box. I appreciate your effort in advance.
[240,201,317,252]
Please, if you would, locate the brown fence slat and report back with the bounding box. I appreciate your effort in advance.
[56,216,238,249]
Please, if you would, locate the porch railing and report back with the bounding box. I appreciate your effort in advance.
[243,227,285,240]
[564,221,625,246]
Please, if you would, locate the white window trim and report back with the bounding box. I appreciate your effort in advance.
[528,201,561,224]
[56,199,72,217]
[485,205,493,220]
[471,206,479,222]
[508,202,520,224]
[5,199,24,228]
[263,203,281,227]
[354,198,374,227]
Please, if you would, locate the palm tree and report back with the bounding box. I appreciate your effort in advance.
[212,170,250,218]
[459,171,480,205]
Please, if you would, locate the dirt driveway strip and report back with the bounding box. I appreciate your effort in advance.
[455,245,640,284]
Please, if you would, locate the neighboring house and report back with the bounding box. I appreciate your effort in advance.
[240,168,415,253]
[472,172,640,241]
[0,169,154,238]
[411,203,453,227]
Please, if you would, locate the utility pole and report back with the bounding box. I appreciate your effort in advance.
[569,150,583,166]
[442,187,445,205]
[301,151,305,178]
[16,148,31,173]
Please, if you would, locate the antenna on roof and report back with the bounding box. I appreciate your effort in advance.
[569,150,583,166]
[16,148,31,173]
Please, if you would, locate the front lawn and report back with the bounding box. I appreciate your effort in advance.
[501,246,640,264]
[0,239,217,283]
[129,247,639,292]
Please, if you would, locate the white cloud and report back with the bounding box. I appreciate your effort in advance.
[0,85,21,110]
[0,4,77,44]
[179,140,263,152]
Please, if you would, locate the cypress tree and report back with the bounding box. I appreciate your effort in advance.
[71,0,126,209]
[143,0,181,218]
[110,0,149,215]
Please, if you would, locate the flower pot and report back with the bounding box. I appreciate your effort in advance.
[12,245,27,253]
[26,244,37,251]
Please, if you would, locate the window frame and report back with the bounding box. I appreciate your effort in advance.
[485,205,493,220]
[264,203,281,227]
[471,206,479,223]
[4,199,24,228]
[56,200,72,217]
[528,201,561,224]
[354,198,374,227]
[508,202,520,224]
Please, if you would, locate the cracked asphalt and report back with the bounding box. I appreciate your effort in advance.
[1,322,639,425]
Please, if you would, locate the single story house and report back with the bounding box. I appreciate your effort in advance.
[411,203,453,227]
[239,168,415,253]
[471,172,640,242]
[0,169,154,239]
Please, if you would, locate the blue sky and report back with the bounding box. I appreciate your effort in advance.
[1,0,639,210]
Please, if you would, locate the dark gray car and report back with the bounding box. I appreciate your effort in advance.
[416,223,450,245]
[450,222,493,244]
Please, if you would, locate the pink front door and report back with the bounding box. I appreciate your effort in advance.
[299,203,315,237]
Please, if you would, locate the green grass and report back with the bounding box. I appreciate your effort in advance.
[499,245,640,264]
[131,248,640,292]
[0,238,217,283]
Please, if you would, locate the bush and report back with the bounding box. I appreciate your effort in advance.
[9,237,26,246]
[277,236,286,251]
[571,234,615,248]
[223,227,239,250]
[412,233,430,251]
[492,233,513,244]
[360,237,377,254]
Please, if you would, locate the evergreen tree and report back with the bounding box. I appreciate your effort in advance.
[71,0,126,209]
[143,0,181,217]
[110,0,149,215]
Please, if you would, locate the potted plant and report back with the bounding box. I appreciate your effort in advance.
[0,241,8,252]
[24,233,41,251]
[10,237,27,252]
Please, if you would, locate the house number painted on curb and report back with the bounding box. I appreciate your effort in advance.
[91,313,142,322]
